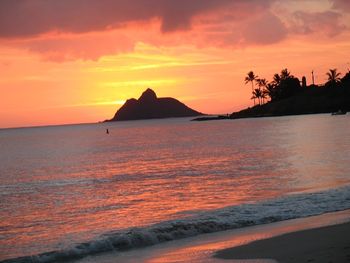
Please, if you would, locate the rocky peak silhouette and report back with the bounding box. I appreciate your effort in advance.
[138,88,157,102]
[106,88,203,121]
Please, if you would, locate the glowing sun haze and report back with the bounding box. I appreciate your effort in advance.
[0,0,349,128]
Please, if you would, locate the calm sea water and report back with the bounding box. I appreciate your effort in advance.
[1,114,350,262]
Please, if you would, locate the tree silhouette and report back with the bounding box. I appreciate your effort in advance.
[264,83,275,101]
[341,71,350,89]
[245,68,301,103]
[245,71,258,106]
[252,88,263,105]
[280,68,291,80]
[272,73,281,86]
[256,78,268,104]
[326,69,341,87]
[240,67,349,117]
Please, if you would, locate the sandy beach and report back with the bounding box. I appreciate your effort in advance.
[214,221,350,263]
[70,209,350,263]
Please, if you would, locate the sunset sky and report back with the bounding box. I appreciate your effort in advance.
[0,0,349,128]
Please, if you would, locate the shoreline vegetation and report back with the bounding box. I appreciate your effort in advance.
[193,68,350,121]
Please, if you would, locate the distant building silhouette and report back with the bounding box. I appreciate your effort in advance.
[302,76,307,88]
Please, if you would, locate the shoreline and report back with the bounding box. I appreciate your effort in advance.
[73,209,350,263]
[214,221,350,263]
[192,110,348,122]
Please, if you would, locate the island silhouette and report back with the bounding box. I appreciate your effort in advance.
[107,88,203,121]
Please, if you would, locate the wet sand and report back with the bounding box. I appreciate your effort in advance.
[214,221,350,263]
[74,210,350,263]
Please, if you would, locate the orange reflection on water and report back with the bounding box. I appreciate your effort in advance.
[1,115,350,260]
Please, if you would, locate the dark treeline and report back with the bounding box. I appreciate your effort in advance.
[227,68,350,119]
[245,68,350,106]
[193,67,350,121]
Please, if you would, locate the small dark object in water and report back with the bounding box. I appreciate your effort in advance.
[331,110,347,115]
[106,129,109,134]
[192,115,230,121]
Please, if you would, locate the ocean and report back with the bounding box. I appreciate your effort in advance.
[1,114,350,262]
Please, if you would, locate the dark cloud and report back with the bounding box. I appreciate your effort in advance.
[8,0,349,62]
[0,0,282,62]
[242,12,288,45]
[291,10,347,37]
[331,0,350,11]
[0,0,272,38]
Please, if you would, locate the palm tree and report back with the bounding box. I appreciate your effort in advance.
[256,78,268,104]
[261,90,267,104]
[280,68,292,80]
[264,83,275,101]
[245,71,258,105]
[326,69,341,87]
[272,73,281,86]
[280,68,291,80]
[252,88,263,105]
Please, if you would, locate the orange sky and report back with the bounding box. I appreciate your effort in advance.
[0,0,350,128]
